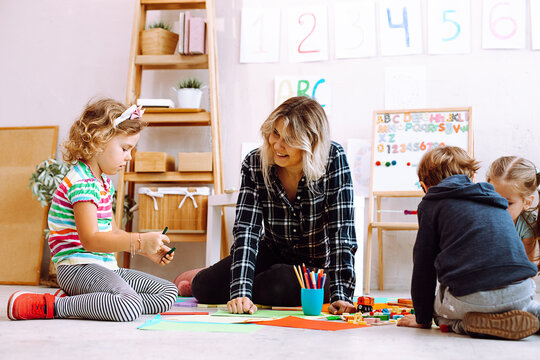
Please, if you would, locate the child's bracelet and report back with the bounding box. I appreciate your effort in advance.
[137,233,142,253]
[130,233,135,258]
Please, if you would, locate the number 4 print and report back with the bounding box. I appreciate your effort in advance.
[387,7,410,47]
[379,0,423,56]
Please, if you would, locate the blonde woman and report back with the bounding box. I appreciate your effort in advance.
[189,96,357,315]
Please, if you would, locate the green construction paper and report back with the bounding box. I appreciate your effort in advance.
[212,309,325,319]
[138,315,261,333]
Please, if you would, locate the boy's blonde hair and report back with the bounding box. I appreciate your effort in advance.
[487,156,540,238]
[259,96,330,191]
[417,146,479,188]
[63,98,147,164]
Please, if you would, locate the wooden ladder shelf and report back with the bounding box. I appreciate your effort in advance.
[115,0,225,267]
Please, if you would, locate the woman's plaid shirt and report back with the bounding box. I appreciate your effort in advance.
[230,142,357,303]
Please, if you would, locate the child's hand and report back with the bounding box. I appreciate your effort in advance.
[143,245,174,266]
[397,314,431,328]
[140,232,170,254]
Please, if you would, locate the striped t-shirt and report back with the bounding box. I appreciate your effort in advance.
[48,160,118,269]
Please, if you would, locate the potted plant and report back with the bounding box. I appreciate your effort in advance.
[174,77,203,109]
[140,20,179,55]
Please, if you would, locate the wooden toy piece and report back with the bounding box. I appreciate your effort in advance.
[398,298,413,306]
[364,317,379,325]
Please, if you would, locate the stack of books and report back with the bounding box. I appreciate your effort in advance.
[178,11,206,55]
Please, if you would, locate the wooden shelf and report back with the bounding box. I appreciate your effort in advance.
[135,55,208,70]
[373,191,424,197]
[124,171,213,183]
[370,222,419,230]
[118,0,225,268]
[167,233,207,243]
[143,108,211,126]
[141,0,206,11]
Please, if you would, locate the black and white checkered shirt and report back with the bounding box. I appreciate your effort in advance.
[230,141,357,303]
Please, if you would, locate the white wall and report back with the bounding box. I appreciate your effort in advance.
[1,0,539,290]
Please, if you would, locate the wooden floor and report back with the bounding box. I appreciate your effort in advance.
[0,285,539,360]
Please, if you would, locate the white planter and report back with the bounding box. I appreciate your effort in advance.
[176,88,202,109]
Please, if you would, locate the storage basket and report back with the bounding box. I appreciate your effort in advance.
[138,187,210,233]
[140,28,179,55]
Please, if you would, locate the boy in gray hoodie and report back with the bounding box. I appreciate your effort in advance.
[398,146,539,340]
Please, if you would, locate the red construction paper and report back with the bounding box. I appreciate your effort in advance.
[250,316,368,331]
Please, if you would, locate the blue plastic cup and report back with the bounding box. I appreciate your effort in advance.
[301,288,324,316]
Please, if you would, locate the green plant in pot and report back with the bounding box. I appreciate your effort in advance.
[174,77,203,109]
[141,20,179,55]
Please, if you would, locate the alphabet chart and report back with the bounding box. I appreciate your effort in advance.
[370,108,473,192]
[274,76,331,114]
[239,0,539,63]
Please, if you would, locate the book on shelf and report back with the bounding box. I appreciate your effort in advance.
[177,11,206,55]
[188,17,206,55]
[178,12,185,55]
[136,98,175,108]
[183,11,191,55]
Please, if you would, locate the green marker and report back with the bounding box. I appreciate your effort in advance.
[162,227,174,256]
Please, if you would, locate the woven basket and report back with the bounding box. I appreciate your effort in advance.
[140,28,179,55]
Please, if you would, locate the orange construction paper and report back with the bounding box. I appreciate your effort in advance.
[250,316,368,331]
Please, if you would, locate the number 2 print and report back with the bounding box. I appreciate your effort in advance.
[287,6,328,63]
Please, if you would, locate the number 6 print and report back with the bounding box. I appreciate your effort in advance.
[482,0,526,49]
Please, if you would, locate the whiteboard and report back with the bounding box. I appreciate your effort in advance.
[370,108,472,192]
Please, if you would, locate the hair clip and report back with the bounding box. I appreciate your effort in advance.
[536,168,539,175]
[113,105,145,127]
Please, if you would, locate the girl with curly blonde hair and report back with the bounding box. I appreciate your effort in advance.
[8,98,178,322]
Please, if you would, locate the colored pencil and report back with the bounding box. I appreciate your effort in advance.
[303,270,311,289]
[293,265,305,288]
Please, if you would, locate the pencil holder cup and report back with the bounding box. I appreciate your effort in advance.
[301,288,324,316]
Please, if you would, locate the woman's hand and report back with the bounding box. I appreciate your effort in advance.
[142,245,174,265]
[140,232,170,254]
[397,314,431,328]
[227,297,257,314]
[328,300,356,314]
